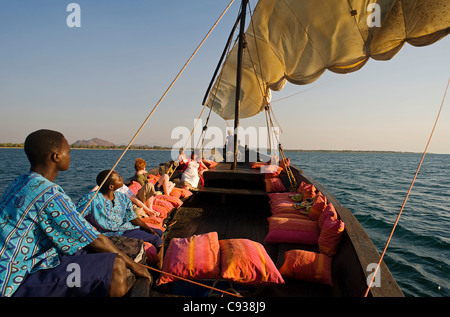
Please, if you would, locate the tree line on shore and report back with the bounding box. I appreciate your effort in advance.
[0,143,171,150]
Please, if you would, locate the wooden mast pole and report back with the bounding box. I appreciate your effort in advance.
[232,0,248,170]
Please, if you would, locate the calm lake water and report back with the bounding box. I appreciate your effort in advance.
[0,148,449,297]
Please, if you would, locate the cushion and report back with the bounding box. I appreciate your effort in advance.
[202,159,218,168]
[297,181,308,193]
[301,183,317,200]
[318,217,345,256]
[128,181,142,195]
[318,204,337,230]
[264,178,286,193]
[219,239,284,285]
[147,173,160,185]
[308,193,327,221]
[153,199,173,216]
[279,250,333,286]
[155,194,183,208]
[250,162,268,169]
[141,216,165,232]
[169,187,182,199]
[270,202,299,215]
[157,232,221,285]
[262,165,283,178]
[267,192,295,201]
[279,157,290,170]
[264,216,319,245]
[144,242,160,265]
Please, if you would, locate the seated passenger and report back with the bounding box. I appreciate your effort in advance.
[132,158,174,195]
[0,129,150,297]
[76,170,163,248]
[181,152,208,190]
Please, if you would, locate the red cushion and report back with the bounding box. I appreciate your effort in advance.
[219,239,284,285]
[264,178,286,193]
[279,250,333,286]
[318,217,345,256]
[157,232,221,285]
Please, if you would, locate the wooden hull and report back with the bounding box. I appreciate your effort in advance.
[146,159,403,297]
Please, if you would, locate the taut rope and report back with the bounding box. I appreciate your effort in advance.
[78,0,235,215]
[364,77,449,297]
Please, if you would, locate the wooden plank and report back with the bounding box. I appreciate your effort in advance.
[190,187,267,196]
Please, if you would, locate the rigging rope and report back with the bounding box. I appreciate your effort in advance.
[137,262,242,297]
[364,77,449,297]
[78,0,235,215]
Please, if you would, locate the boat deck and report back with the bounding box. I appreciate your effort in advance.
[152,162,334,296]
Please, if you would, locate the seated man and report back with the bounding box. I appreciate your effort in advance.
[0,129,150,297]
[76,170,163,248]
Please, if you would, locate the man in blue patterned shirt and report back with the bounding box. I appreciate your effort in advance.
[0,129,150,297]
[76,170,163,248]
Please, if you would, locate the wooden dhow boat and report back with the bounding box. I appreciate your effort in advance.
[120,0,448,297]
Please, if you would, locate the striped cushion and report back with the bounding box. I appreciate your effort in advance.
[318,217,345,256]
[264,216,319,245]
[279,249,333,286]
[219,239,284,285]
[157,232,221,285]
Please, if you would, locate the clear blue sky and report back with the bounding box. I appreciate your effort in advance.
[1,1,449,154]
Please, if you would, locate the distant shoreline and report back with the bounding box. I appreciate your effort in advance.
[0,145,437,155]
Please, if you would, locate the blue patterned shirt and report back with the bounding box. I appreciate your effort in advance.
[76,191,138,237]
[0,172,99,297]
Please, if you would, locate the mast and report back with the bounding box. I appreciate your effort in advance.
[232,0,248,170]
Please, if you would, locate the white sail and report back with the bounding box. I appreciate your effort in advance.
[207,0,450,120]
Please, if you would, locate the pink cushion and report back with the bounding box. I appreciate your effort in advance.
[264,216,319,245]
[318,204,337,230]
[279,250,333,286]
[144,242,160,265]
[264,178,286,193]
[157,232,221,285]
[270,202,300,215]
[318,217,345,256]
[219,239,284,285]
[267,192,296,201]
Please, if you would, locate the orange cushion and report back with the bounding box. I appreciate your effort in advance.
[128,181,142,195]
[264,178,286,193]
[219,239,284,285]
[250,162,268,169]
[155,194,183,208]
[318,217,345,256]
[264,216,319,245]
[279,250,333,286]
[297,181,308,193]
[302,184,317,200]
[157,232,221,285]
[308,193,327,221]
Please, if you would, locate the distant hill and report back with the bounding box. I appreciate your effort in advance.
[71,138,116,147]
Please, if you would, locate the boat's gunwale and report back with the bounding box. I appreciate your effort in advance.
[290,165,404,297]
[147,159,404,297]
